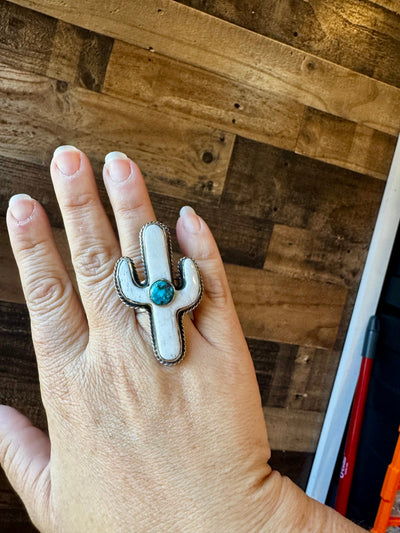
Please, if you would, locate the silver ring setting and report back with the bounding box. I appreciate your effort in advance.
[114,221,203,365]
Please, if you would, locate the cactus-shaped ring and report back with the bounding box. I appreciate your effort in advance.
[113,221,203,365]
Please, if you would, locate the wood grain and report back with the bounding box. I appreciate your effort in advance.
[103,39,304,152]
[296,107,397,181]
[264,406,324,453]
[1,1,396,180]
[7,0,400,134]
[176,0,400,88]
[0,65,234,203]
[225,262,347,349]
[222,137,385,242]
[263,223,368,288]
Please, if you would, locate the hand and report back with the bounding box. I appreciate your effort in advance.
[1,147,365,532]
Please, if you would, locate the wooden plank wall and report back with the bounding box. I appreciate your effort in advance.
[0,0,399,529]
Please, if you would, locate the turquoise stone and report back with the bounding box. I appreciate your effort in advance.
[149,279,175,305]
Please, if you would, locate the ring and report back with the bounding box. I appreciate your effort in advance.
[114,221,203,365]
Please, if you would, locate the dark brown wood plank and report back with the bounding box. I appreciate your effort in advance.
[269,450,315,490]
[176,0,400,88]
[221,136,385,245]
[0,0,113,91]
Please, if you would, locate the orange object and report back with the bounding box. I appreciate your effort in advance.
[372,426,400,533]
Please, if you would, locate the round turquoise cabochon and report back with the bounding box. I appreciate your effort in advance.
[149,279,175,305]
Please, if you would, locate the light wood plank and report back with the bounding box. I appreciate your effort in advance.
[263,223,369,287]
[368,0,400,14]
[264,406,324,453]
[104,40,396,180]
[103,40,304,152]
[0,65,234,203]
[8,0,400,135]
[176,0,400,88]
[225,262,347,349]
[296,107,397,181]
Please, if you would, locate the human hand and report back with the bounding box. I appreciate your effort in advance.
[1,147,366,532]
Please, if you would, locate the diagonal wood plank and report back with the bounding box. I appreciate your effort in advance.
[7,0,400,135]
[176,0,400,88]
[104,40,396,180]
[0,65,234,203]
[263,223,369,288]
[103,39,304,152]
[222,137,385,243]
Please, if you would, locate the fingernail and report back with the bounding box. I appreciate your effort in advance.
[9,194,35,223]
[180,205,201,233]
[105,151,131,182]
[53,145,81,176]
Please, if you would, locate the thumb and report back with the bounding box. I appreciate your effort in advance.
[176,206,247,352]
[0,405,51,531]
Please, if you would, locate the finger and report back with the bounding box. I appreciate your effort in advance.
[6,193,87,368]
[0,405,51,532]
[176,206,248,353]
[102,151,156,278]
[50,145,121,324]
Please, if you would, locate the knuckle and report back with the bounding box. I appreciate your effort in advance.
[61,191,97,212]
[17,236,49,261]
[26,275,72,313]
[72,245,115,284]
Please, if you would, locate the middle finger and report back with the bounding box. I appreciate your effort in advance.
[102,151,157,279]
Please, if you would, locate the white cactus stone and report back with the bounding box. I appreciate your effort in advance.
[114,221,203,365]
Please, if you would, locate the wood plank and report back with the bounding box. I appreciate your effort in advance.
[47,21,113,91]
[222,137,385,244]
[0,1,112,90]
[8,0,400,135]
[285,347,341,413]
[225,262,347,349]
[0,0,56,75]
[247,337,293,407]
[0,65,234,203]
[176,0,400,88]
[264,406,324,453]
[296,107,397,181]
[263,223,369,288]
[367,0,400,14]
[103,39,304,152]
[105,41,396,180]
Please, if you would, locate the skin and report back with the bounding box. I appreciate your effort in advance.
[0,147,367,532]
